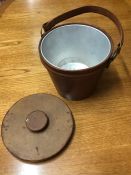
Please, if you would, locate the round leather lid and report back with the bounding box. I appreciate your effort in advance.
[1,94,74,162]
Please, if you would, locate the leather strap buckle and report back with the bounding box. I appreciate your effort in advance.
[106,43,122,68]
[112,43,121,60]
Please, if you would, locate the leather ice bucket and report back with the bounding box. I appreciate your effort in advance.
[39,6,124,100]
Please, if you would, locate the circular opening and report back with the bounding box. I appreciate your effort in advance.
[40,24,112,71]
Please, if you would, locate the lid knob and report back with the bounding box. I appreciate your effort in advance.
[26,110,49,132]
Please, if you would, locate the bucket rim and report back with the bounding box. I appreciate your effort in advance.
[39,23,113,74]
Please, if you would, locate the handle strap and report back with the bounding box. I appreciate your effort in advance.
[41,6,124,66]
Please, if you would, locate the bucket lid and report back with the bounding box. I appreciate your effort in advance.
[1,93,75,162]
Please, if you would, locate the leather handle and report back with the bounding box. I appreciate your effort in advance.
[41,6,124,66]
